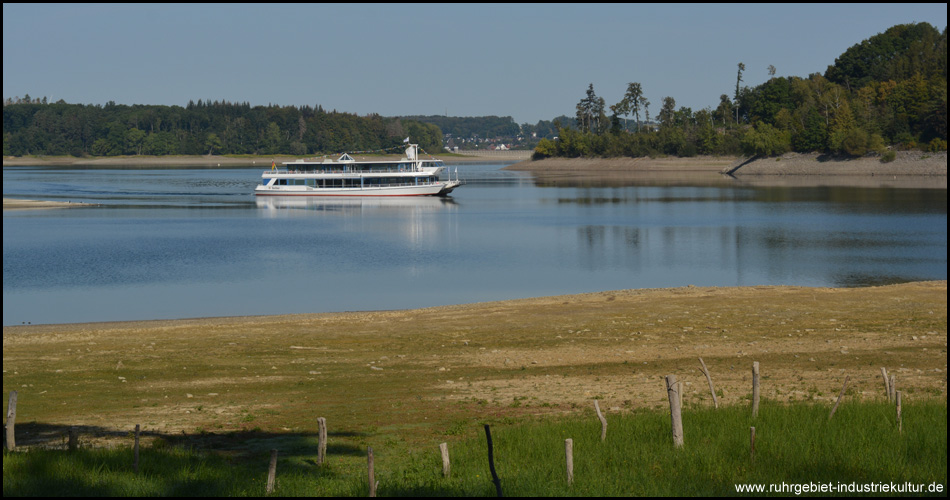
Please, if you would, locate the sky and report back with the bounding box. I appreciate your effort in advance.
[3,3,947,125]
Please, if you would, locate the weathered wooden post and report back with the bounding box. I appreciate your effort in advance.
[133,424,141,474]
[317,417,327,465]
[751,361,760,418]
[5,390,17,451]
[593,400,607,441]
[829,375,849,420]
[881,367,891,402]
[266,449,278,494]
[367,447,376,497]
[565,438,574,485]
[889,374,897,404]
[68,427,78,452]
[484,424,503,497]
[750,426,756,465]
[896,391,903,434]
[698,358,719,409]
[665,375,684,448]
[439,442,451,477]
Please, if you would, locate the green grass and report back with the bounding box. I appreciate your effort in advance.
[4,400,945,496]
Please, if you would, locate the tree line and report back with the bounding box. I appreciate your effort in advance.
[400,115,522,141]
[535,22,947,160]
[2,99,443,157]
[403,115,563,150]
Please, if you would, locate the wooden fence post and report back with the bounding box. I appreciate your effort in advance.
[889,375,896,404]
[698,358,719,409]
[439,442,450,477]
[593,400,607,442]
[5,390,17,451]
[484,424,503,497]
[896,391,903,434]
[881,367,891,402]
[317,417,327,466]
[752,361,760,418]
[367,447,376,497]
[68,427,78,452]
[829,375,849,420]
[665,375,684,448]
[133,424,140,474]
[266,449,278,494]
[750,426,756,465]
[565,438,574,485]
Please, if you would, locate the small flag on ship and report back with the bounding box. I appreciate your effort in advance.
[271,161,276,170]
[403,137,410,143]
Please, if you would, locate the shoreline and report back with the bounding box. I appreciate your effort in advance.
[4,280,945,331]
[3,198,95,210]
[506,151,948,177]
[505,155,736,172]
[4,281,945,449]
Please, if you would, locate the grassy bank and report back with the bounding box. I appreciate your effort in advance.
[3,282,946,495]
[4,400,945,496]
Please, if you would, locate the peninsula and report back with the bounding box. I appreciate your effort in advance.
[506,151,947,178]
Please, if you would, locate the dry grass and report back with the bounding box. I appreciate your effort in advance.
[3,282,946,456]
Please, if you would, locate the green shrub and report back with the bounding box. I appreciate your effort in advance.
[532,138,557,159]
[840,128,868,156]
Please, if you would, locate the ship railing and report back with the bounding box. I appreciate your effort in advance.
[360,180,445,188]
[275,167,425,175]
[269,179,449,189]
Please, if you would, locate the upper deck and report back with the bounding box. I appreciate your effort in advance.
[282,158,445,174]
[278,144,443,174]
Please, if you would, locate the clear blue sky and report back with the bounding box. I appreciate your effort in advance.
[3,3,946,125]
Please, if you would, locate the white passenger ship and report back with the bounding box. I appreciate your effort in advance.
[255,144,462,197]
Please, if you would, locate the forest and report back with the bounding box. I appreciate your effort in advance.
[3,23,945,160]
[400,115,521,141]
[2,100,443,158]
[535,22,947,160]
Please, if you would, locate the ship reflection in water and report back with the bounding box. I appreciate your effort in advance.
[255,194,458,213]
[255,195,460,249]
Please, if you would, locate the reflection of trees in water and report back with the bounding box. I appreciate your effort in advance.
[576,225,643,272]
[832,273,916,288]
[572,214,943,288]
[532,172,734,189]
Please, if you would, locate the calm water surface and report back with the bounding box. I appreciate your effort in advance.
[3,163,946,325]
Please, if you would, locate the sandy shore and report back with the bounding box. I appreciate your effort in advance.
[3,281,945,449]
[507,151,948,177]
[725,150,948,176]
[3,198,95,210]
[506,155,736,172]
[504,152,948,189]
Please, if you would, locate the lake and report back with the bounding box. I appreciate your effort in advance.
[2,163,946,326]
